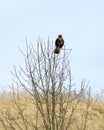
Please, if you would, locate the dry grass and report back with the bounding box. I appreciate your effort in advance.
[0,95,104,130]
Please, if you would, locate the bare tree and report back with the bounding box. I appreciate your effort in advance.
[0,38,96,130]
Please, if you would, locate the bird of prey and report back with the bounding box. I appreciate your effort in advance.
[54,35,64,54]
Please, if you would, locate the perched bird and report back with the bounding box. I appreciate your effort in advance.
[54,35,64,54]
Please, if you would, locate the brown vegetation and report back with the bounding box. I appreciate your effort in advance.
[0,93,104,130]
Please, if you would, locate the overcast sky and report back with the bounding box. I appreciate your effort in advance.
[0,0,104,94]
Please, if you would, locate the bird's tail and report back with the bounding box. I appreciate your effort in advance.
[54,47,60,54]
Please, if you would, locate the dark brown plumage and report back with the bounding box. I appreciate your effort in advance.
[54,35,64,54]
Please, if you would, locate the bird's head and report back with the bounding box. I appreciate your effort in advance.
[58,35,62,38]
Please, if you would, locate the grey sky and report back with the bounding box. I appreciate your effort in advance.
[0,0,104,94]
